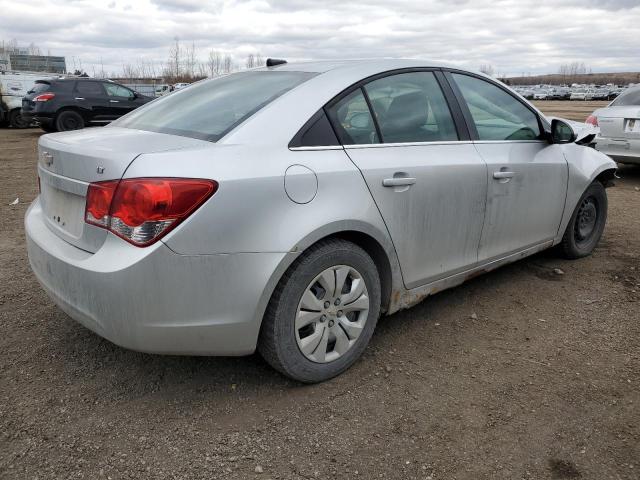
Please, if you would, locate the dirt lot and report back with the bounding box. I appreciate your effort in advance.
[1,121,638,480]
[531,101,608,122]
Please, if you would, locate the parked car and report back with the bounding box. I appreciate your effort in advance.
[173,82,190,91]
[0,71,49,128]
[25,59,616,383]
[570,88,595,101]
[154,84,170,97]
[588,85,640,164]
[21,78,152,132]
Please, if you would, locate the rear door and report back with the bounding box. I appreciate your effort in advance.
[74,81,111,122]
[102,83,139,118]
[446,72,568,262]
[327,71,487,288]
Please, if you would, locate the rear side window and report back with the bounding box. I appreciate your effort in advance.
[326,89,379,145]
[364,72,458,143]
[114,71,316,142]
[76,82,105,96]
[611,87,640,106]
[452,73,541,141]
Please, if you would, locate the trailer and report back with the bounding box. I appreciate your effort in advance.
[0,70,53,128]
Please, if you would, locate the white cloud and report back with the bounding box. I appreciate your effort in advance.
[0,0,638,76]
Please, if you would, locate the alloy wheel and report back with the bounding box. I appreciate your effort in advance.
[295,265,370,363]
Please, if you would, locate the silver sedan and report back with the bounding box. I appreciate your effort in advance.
[588,85,640,165]
[25,59,616,383]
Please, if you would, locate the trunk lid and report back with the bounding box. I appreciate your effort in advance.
[597,105,640,140]
[37,127,210,252]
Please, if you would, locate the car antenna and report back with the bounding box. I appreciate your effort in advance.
[266,58,287,67]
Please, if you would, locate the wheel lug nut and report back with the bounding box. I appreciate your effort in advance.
[328,319,335,327]
[334,298,341,306]
[320,315,326,323]
[324,301,330,309]
[337,310,343,317]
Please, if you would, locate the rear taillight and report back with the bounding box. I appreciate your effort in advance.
[34,93,55,102]
[586,114,598,127]
[85,178,218,247]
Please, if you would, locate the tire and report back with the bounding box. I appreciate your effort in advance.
[40,121,57,133]
[55,110,85,131]
[259,239,381,383]
[8,109,30,129]
[560,181,607,259]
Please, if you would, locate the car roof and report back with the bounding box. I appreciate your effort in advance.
[255,58,462,74]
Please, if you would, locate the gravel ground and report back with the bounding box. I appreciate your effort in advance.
[0,126,638,480]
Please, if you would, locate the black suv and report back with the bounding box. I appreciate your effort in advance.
[21,78,152,132]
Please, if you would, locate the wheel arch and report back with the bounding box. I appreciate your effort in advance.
[254,222,404,344]
[554,147,617,245]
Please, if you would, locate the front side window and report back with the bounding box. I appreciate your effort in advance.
[114,71,316,142]
[104,83,134,98]
[364,72,458,143]
[326,89,379,145]
[452,73,541,141]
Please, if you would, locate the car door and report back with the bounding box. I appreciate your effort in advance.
[327,71,488,289]
[446,72,568,262]
[102,83,138,118]
[73,81,111,122]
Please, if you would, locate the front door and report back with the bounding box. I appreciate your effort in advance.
[447,73,568,262]
[326,71,488,289]
[102,83,138,119]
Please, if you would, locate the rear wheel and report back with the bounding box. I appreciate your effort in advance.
[259,239,381,383]
[560,181,607,259]
[55,110,85,131]
[9,109,30,129]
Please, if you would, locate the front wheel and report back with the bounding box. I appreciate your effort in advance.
[560,181,608,259]
[259,239,381,383]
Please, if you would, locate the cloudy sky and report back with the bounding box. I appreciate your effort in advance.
[0,0,638,77]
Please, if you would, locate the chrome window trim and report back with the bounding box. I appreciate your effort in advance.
[343,140,472,149]
[289,145,345,151]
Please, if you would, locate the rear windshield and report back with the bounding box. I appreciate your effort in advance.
[113,71,316,141]
[27,82,50,94]
[611,87,640,106]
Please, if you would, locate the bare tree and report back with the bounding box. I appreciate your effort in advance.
[245,53,255,69]
[167,37,182,79]
[479,64,494,76]
[255,53,263,67]
[223,54,233,73]
[206,50,222,77]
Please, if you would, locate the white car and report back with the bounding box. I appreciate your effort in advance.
[570,88,594,101]
[588,85,640,164]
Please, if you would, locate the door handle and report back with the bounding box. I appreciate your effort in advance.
[493,171,515,179]
[109,100,119,103]
[382,177,417,187]
[75,97,85,100]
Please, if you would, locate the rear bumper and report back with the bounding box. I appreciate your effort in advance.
[21,110,54,123]
[25,198,290,356]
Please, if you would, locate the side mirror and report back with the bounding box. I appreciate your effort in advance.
[551,118,576,144]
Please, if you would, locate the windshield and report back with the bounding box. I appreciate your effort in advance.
[113,71,316,141]
[611,86,640,106]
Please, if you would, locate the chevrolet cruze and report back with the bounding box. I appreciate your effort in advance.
[26,59,616,383]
